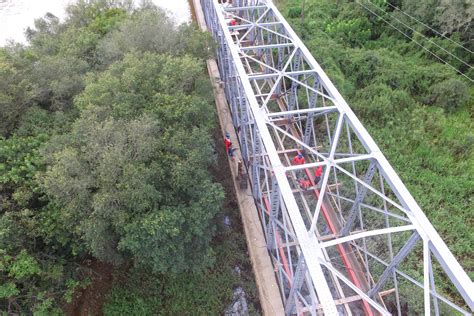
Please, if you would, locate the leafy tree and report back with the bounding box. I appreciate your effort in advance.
[0,47,37,136]
[402,0,474,41]
[98,8,177,65]
[40,52,223,273]
[325,18,371,47]
[426,78,469,111]
[30,55,88,110]
[1,1,227,313]
[64,0,133,30]
[97,8,214,66]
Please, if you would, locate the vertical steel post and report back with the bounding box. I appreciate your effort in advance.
[252,126,261,199]
[266,178,280,250]
[284,255,307,315]
[303,76,320,145]
[287,50,301,119]
[340,160,377,237]
[239,84,249,163]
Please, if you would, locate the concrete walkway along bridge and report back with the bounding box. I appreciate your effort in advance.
[199,0,474,314]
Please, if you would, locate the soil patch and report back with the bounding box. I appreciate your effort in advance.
[64,260,115,316]
[210,125,262,313]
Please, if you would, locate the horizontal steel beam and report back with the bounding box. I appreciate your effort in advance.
[248,69,316,80]
[320,225,415,249]
[223,5,268,11]
[240,43,294,51]
[265,105,338,117]
[284,154,374,172]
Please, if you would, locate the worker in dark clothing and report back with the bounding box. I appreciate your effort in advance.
[315,165,323,185]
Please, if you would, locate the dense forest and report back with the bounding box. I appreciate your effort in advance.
[281,0,473,307]
[0,1,259,314]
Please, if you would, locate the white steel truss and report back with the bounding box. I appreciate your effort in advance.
[201,0,474,314]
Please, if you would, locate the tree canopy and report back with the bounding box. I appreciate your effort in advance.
[40,52,223,272]
[0,1,226,313]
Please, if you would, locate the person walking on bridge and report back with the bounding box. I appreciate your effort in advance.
[292,151,305,179]
[292,152,305,165]
[315,165,323,185]
[298,176,311,191]
[224,132,237,161]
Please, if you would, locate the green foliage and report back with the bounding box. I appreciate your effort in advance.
[426,78,469,112]
[63,278,91,304]
[97,9,214,66]
[325,18,371,47]
[29,55,88,110]
[64,0,133,30]
[287,7,302,18]
[1,0,228,314]
[103,287,155,316]
[0,134,46,187]
[0,283,19,299]
[0,47,36,135]
[39,52,223,271]
[103,186,260,315]
[87,8,127,35]
[7,250,41,279]
[352,83,415,123]
[402,0,474,42]
[32,297,63,316]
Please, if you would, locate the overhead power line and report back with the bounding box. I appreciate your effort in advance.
[385,2,473,54]
[355,0,473,82]
[365,0,473,71]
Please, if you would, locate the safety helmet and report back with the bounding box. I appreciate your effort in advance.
[225,132,230,138]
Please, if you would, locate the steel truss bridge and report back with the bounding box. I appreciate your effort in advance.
[201,0,474,314]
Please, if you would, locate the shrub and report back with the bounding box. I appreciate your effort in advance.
[426,78,469,112]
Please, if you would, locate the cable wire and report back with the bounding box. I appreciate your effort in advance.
[355,0,473,82]
[365,0,473,71]
[385,1,473,54]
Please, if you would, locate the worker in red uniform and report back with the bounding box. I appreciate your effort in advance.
[298,176,311,191]
[224,132,231,151]
[224,132,236,160]
[292,152,305,165]
[228,18,239,37]
[315,165,323,185]
[292,151,305,179]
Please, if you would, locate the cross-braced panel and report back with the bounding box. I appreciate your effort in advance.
[202,0,474,315]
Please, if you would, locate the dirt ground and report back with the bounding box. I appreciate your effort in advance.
[64,260,114,316]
